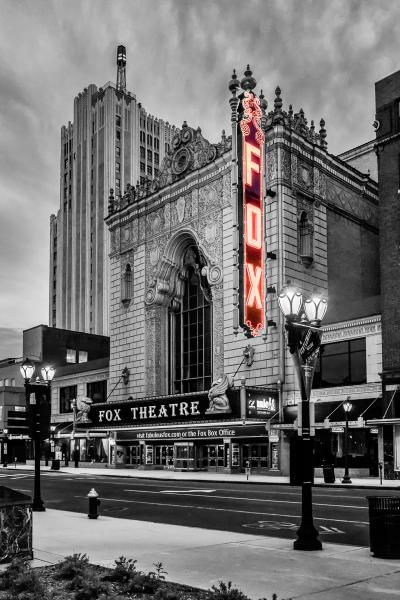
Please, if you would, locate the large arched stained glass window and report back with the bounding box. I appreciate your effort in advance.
[170,247,212,394]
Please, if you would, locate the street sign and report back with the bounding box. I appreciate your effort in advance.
[331,426,344,433]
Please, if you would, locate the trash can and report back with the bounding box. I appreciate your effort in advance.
[51,459,60,471]
[0,486,33,563]
[367,496,400,558]
[322,464,335,484]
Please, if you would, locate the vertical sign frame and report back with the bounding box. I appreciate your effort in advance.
[237,91,265,337]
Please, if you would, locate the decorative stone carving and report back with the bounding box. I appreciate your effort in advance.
[291,154,298,187]
[176,196,186,223]
[313,167,327,201]
[281,149,291,183]
[206,374,233,414]
[149,245,161,267]
[299,163,313,189]
[146,209,165,238]
[266,149,277,183]
[201,264,223,286]
[204,221,217,245]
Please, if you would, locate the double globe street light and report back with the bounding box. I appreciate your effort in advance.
[342,399,353,484]
[278,286,327,551]
[20,358,56,511]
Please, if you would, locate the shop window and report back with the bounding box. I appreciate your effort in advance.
[87,380,107,403]
[66,348,76,363]
[59,385,77,413]
[298,210,313,266]
[171,246,212,394]
[122,263,132,304]
[314,338,366,388]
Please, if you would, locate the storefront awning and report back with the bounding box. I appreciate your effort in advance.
[283,396,382,427]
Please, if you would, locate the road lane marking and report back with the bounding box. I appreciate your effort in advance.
[161,489,216,494]
[76,496,369,525]
[123,488,367,509]
[243,521,345,534]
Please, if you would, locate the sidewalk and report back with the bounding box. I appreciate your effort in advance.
[3,463,400,489]
[29,509,400,600]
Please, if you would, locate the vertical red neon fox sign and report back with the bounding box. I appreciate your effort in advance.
[240,91,265,336]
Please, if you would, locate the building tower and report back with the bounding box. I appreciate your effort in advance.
[116,45,126,93]
[49,46,178,335]
[375,70,400,473]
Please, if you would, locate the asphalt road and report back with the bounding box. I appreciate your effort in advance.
[1,469,399,547]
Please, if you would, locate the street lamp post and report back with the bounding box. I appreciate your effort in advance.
[2,429,8,467]
[278,287,327,551]
[50,424,56,470]
[19,358,55,511]
[342,399,352,484]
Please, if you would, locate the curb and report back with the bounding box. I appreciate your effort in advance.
[2,467,400,490]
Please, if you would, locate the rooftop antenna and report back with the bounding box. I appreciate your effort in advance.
[116,45,126,93]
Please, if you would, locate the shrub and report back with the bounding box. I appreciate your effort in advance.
[0,559,48,600]
[72,572,110,600]
[107,555,138,583]
[152,561,168,581]
[209,581,250,600]
[56,553,90,580]
[153,587,183,600]
[124,570,161,594]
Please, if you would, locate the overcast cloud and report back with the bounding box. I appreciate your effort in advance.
[0,0,398,358]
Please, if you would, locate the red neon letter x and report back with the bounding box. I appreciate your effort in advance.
[246,263,263,309]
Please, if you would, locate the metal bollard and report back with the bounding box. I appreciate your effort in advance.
[87,488,100,519]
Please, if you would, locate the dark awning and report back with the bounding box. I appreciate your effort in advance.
[284,396,382,426]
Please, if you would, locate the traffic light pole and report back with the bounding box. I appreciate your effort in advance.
[24,381,49,511]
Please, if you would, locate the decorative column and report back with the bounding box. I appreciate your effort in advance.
[228,70,241,335]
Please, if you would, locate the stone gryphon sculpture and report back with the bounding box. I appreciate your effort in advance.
[206,374,233,414]
[75,397,93,423]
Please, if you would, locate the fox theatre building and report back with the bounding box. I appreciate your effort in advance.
[80,65,285,474]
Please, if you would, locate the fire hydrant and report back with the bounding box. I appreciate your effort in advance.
[87,488,100,519]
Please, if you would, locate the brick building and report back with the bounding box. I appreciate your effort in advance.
[72,67,383,475]
[366,69,400,478]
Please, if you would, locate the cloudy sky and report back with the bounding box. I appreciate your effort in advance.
[0,0,398,358]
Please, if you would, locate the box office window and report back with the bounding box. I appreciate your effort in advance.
[314,338,366,388]
[59,385,77,413]
[86,380,107,404]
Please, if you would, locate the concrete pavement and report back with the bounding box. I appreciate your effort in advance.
[4,463,400,489]
[29,509,400,600]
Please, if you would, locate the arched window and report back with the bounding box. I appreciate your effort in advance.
[170,247,212,394]
[122,263,132,304]
[298,211,313,266]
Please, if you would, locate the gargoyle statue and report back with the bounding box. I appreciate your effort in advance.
[206,374,233,414]
[75,397,93,423]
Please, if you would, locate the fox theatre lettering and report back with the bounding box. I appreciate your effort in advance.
[82,394,241,429]
[238,91,265,337]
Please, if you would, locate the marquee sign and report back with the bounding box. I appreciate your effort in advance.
[78,394,241,429]
[238,91,265,336]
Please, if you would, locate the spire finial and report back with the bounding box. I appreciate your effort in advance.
[241,65,257,91]
[274,86,282,112]
[319,118,327,149]
[228,69,240,95]
[259,89,268,112]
